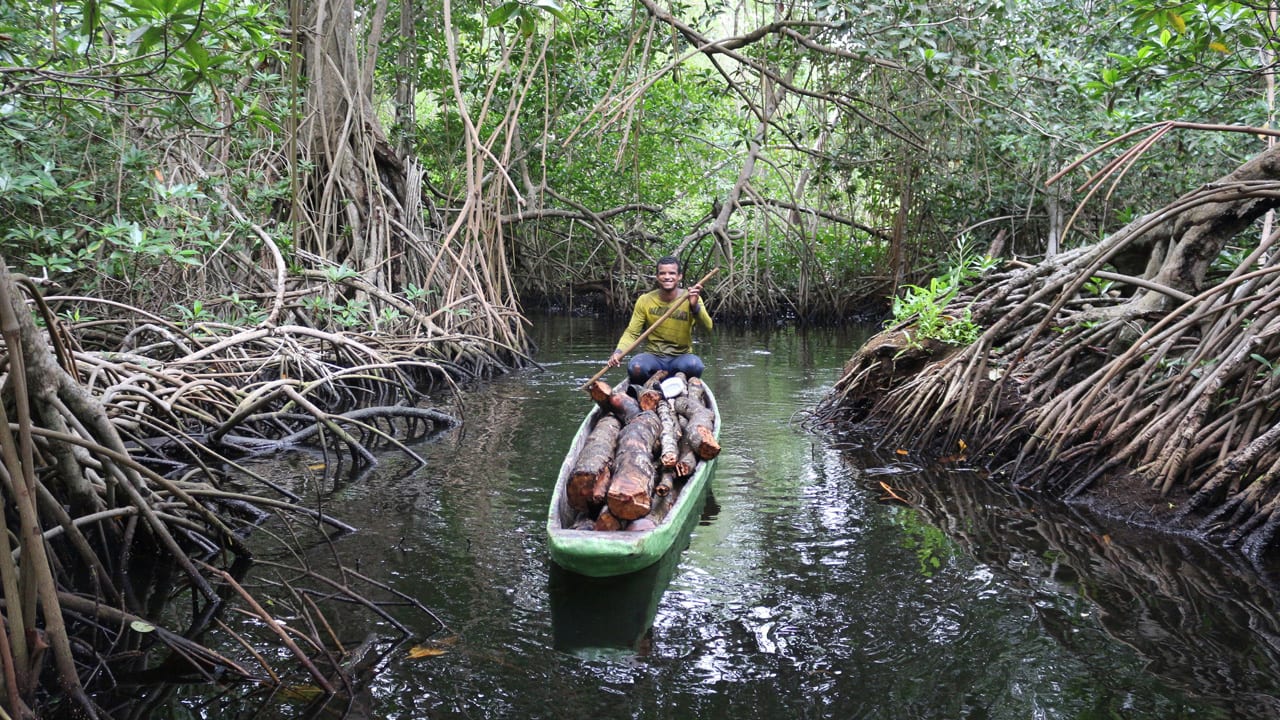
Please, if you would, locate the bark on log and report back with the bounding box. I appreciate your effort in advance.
[658,400,680,467]
[685,375,705,405]
[675,378,719,460]
[567,415,620,513]
[607,410,661,520]
[627,516,657,532]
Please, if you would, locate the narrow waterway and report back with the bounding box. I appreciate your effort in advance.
[184,314,1280,719]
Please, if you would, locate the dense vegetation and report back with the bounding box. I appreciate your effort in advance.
[4,0,1271,324]
[3,0,1280,715]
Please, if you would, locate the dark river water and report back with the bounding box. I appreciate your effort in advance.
[174,314,1280,719]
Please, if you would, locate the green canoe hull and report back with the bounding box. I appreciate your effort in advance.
[546,385,720,577]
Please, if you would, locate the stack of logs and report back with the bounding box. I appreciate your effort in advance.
[568,372,721,532]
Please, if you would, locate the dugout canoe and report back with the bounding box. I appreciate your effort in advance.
[546,383,720,577]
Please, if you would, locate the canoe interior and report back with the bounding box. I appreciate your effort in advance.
[546,382,720,577]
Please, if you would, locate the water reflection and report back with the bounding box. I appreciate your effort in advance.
[134,315,1280,719]
[862,449,1280,719]
[549,478,713,656]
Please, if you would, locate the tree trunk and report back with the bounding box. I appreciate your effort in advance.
[297,0,410,292]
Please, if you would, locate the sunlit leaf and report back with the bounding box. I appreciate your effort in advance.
[895,448,908,456]
[1209,41,1229,53]
[130,620,156,633]
[280,684,325,701]
[530,0,569,21]
[308,463,326,471]
[408,645,448,659]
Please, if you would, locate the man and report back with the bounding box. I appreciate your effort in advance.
[606,256,712,384]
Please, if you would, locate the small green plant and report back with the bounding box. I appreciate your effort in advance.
[889,238,992,349]
[403,283,434,302]
[173,300,214,324]
[1083,276,1115,297]
[324,264,359,282]
[58,308,95,324]
[335,299,369,328]
[378,306,404,325]
[221,292,266,326]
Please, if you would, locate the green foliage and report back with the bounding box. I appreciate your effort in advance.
[3,0,1274,327]
[892,278,982,348]
[1083,276,1116,297]
[487,0,568,36]
[889,239,996,348]
[0,0,287,315]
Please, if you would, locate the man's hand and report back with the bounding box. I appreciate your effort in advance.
[687,283,702,311]
[606,350,623,368]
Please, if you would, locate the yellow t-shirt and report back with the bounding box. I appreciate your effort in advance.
[615,289,713,357]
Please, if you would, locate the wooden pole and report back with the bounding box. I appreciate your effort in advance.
[583,268,718,389]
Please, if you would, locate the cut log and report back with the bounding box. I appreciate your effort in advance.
[567,415,620,513]
[655,469,675,497]
[686,423,720,460]
[638,388,662,412]
[676,441,697,477]
[657,400,679,467]
[637,370,667,411]
[590,466,613,508]
[586,379,613,409]
[594,508,622,531]
[675,378,719,460]
[607,410,661,520]
[609,389,641,423]
[648,489,673,525]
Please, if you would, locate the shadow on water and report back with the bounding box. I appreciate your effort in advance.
[859,447,1280,719]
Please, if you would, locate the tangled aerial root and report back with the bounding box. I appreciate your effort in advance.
[0,255,530,718]
[813,127,1280,569]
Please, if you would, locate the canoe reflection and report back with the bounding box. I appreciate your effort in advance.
[548,488,713,655]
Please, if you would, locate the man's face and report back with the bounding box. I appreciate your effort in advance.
[656,263,681,290]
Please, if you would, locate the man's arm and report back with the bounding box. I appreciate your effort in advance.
[616,297,649,352]
[607,295,650,367]
[688,284,712,331]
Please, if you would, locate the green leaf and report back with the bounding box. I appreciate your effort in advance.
[130,620,156,633]
[487,2,521,27]
[530,0,569,21]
